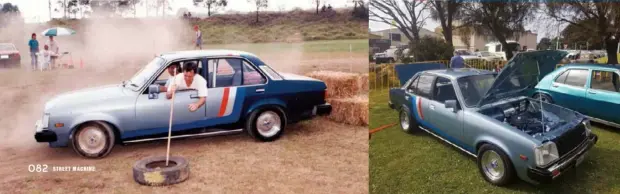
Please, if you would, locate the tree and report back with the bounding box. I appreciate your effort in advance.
[537,37,553,50]
[248,0,268,23]
[428,0,463,47]
[545,1,620,64]
[370,0,429,43]
[312,0,320,14]
[460,1,538,60]
[1,3,19,13]
[193,0,228,17]
[455,26,473,50]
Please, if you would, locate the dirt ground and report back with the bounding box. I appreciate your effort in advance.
[0,51,368,193]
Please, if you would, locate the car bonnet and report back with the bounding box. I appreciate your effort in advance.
[477,50,567,107]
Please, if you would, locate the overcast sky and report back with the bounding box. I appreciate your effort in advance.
[1,0,355,23]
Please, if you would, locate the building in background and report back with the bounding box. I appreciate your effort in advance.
[370,27,442,48]
[452,30,537,52]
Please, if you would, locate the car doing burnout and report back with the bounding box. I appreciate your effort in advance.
[533,64,620,128]
[388,50,598,185]
[34,50,332,158]
[0,43,20,68]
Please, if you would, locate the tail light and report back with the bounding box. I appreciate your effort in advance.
[11,53,20,59]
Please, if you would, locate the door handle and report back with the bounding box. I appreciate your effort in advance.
[190,94,199,99]
[429,104,435,110]
[552,83,559,88]
[256,88,265,93]
[588,90,596,94]
[405,96,410,100]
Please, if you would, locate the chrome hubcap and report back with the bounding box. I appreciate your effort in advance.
[256,111,281,138]
[481,150,505,181]
[400,111,410,130]
[77,126,107,155]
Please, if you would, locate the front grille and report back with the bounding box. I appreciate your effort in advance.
[553,124,587,156]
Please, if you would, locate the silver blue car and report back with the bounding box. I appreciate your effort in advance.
[34,50,332,158]
[388,50,598,185]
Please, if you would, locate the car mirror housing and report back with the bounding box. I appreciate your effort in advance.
[445,100,458,112]
[147,84,160,99]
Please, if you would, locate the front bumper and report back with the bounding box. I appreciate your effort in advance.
[527,134,598,183]
[34,119,57,142]
[315,103,332,116]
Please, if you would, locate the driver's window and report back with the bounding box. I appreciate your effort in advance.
[433,77,457,104]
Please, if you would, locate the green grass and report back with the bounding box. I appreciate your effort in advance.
[369,89,620,194]
[203,39,368,54]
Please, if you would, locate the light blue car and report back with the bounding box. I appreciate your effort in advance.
[389,50,598,185]
[533,64,620,128]
[34,50,332,158]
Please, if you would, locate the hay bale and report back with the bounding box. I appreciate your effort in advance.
[306,71,362,98]
[358,74,369,92]
[327,95,368,126]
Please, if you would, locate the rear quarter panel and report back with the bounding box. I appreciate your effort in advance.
[244,79,326,121]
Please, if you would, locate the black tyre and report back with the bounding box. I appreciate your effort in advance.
[133,156,190,186]
[476,144,516,186]
[71,122,115,159]
[246,107,286,142]
[533,93,553,103]
[399,106,418,134]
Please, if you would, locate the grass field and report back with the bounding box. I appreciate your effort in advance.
[369,89,620,194]
[203,39,368,54]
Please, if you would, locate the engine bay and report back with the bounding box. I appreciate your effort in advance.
[479,98,567,135]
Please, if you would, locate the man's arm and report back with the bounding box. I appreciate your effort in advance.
[166,84,176,99]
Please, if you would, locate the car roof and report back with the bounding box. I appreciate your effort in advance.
[159,49,258,60]
[560,63,620,71]
[424,68,495,79]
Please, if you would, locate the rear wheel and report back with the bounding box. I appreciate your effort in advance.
[399,106,418,134]
[71,122,115,159]
[533,93,553,103]
[476,144,515,186]
[246,108,286,142]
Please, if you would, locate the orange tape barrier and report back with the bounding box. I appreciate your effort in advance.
[369,123,397,134]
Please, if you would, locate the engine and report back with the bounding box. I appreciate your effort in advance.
[482,99,550,135]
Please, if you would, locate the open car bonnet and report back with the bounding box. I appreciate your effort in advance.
[477,50,567,107]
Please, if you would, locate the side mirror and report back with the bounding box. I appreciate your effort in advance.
[147,84,160,99]
[444,100,458,112]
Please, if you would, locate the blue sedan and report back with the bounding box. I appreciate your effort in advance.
[34,50,332,158]
[533,64,620,128]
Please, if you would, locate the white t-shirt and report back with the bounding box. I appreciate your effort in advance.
[46,40,59,55]
[172,73,208,97]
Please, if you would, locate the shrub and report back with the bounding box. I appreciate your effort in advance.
[410,36,453,62]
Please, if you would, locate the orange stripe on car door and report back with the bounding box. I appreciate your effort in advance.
[218,87,230,117]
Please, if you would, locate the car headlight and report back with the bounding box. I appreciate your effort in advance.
[534,141,559,167]
[42,113,50,129]
[582,119,591,137]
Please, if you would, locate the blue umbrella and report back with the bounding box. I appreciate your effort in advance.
[42,27,76,36]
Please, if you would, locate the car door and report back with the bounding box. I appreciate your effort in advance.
[425,76,465,144]
[407,73,434,128]
[546,68,589,113]
[130,59,207,139]
[204,57,264,126]
[585,69,620,123]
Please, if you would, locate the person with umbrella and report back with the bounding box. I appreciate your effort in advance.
[41,27,75,69]
[46,36,59,68]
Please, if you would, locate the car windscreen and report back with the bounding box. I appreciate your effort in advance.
[0,44,15,51]
[457,74,495,107]
[128,57,165,90]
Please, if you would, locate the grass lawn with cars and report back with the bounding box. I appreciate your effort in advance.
[369,89,620,194]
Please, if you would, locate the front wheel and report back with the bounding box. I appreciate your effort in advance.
[533,93,553,103]
[246,108,286,142]
[476,144,515,186]
[71,122,116,159]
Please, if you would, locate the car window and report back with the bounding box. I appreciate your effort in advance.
[433,77,457,103]
[208,58,243,88]
[591,70,620,93]
[416,74,435,98]
[259,65,283,80]
[242,61,266,85]
[554,70,569,84]
[564,69,589,87]
[406,75,419,91]
[153,60,202,87]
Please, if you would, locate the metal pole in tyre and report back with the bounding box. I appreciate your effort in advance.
[133,69,190,186]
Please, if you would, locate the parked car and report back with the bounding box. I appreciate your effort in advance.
[388,50,598,186]
[533,64,620,128]
[474,51,504,61]
[374,46,398,63]
[34,50,332,158]
[0,43,20,68]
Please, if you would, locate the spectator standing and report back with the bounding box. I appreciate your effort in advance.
[194,25,202,50]
[449,50,464,68]
[46,36,59,68]
[28,33,39,71]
